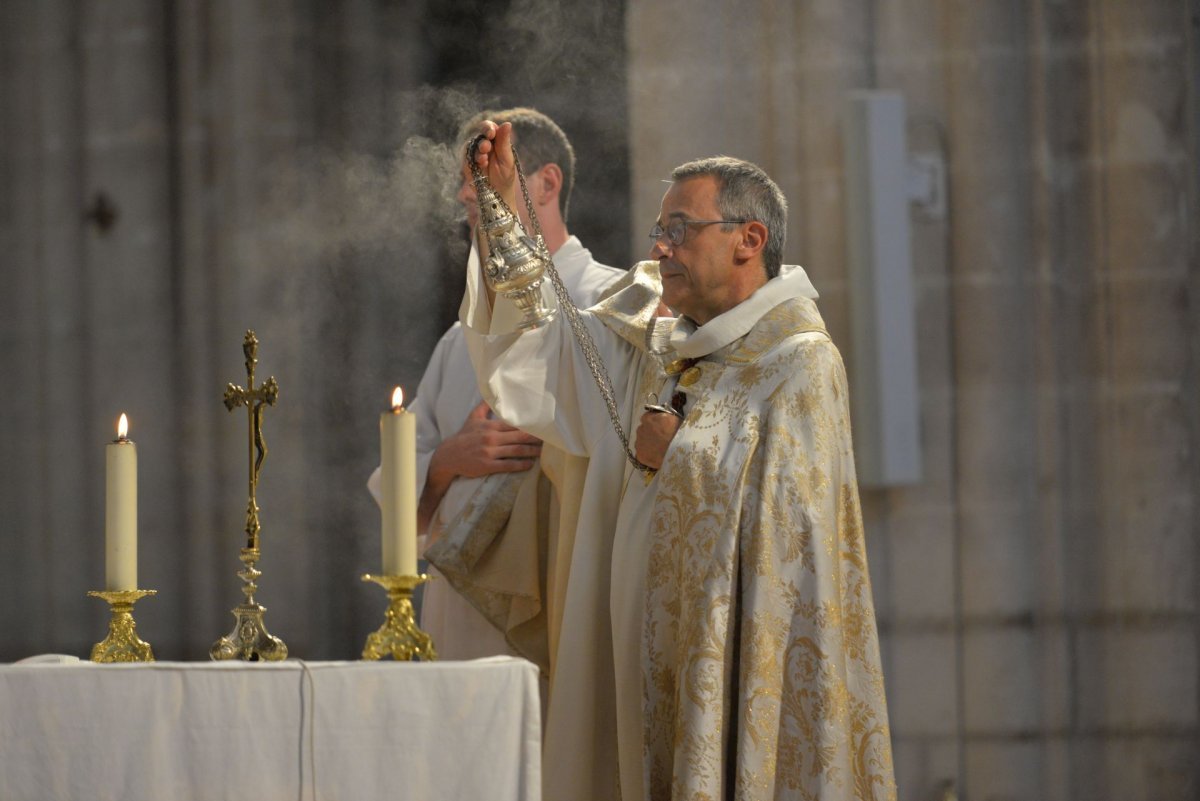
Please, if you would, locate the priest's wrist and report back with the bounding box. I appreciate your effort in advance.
[417,462,456,536]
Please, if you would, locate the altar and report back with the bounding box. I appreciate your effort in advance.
[0,657,541,801]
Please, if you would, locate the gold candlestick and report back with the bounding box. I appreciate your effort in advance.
[211,330,288,661]
[361,574,436,661]
[88,589,156,663]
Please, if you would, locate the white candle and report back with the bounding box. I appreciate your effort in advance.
[380,387,417,575]
[105,413,137,591]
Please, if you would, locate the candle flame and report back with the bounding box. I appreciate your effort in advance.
[117,413,129,439]
[391,386,404,410]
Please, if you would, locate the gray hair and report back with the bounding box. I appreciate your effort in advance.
[670,156,787,278]
[458,107,577,222]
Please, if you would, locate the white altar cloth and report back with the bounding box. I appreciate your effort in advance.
[0,657,540,801]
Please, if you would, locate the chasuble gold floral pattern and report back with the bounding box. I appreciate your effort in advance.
[641,297,896,801]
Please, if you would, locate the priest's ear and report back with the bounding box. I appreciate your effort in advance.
[734,220,768,262]
[534,163,563,208]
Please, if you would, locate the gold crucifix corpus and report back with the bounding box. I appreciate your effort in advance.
[224,330,279,551]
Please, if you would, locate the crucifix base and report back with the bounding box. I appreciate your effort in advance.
[210,603,288,662]
[210,547,287,661]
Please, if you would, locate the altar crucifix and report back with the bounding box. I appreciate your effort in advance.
[225,330,279,551]
[211,330,288,662]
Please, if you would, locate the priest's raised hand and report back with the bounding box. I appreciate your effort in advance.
[469,120,519,214]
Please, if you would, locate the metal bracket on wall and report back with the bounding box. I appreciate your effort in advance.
[907,153,947,220]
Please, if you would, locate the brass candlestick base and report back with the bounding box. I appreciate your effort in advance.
[210,547,287,661]
[361,574,436,661]
[88,589,157,663]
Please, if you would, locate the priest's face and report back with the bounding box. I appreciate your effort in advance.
[651,176,745,325]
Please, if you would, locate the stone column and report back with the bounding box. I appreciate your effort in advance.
[939,2,1047,797]
[1069,1,1199,796]
[872,1,962,795]
[0,0,96,654]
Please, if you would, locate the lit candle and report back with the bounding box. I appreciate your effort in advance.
[380,387,417,575]
[105,414,137,591]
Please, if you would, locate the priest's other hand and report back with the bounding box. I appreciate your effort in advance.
[634,410,682,470]
[418,400,541,535]
[434,400,542,480]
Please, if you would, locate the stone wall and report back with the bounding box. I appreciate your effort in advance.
[1,0,1197,798]
[627,1,1198,799]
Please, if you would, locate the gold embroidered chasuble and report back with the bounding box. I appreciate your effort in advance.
[640,298,896,801]
[456,260,895,801]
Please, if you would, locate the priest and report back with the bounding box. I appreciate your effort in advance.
[369,107,623,665]
[462,121,897,801]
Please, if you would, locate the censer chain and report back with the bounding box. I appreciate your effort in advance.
[473,144,654,474]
